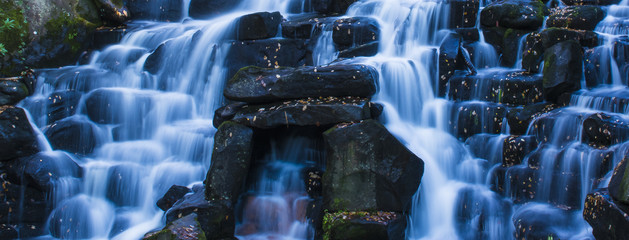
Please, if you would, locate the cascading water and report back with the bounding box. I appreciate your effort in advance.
[13,0,629,239]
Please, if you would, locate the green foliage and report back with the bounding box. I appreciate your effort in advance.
[0,0,28,57]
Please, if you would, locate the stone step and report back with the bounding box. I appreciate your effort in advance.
[447,70,544,106]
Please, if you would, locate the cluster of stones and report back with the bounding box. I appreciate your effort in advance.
[441,0,629,238]
[0,71,86,238]
[140,1,424,240]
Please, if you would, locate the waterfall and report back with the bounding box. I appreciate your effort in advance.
[13,0,629,239]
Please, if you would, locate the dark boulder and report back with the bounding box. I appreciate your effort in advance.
[449,102,507,140]
[93,0,130,25]
[338,42,379,58]
[46,90,82,125]
[449,0,480,29]
[205,122,253,204]
[503,135,538,167]
[332,17,379,51]
[0,78,29,105]
[612,36,629,85]
[225,97,379,129]
[489,165,508,195]
[224,64,378,103]
[6,151,81,191]
[213,102,247,128]
[455,28,481,42]
[166,188,235,239]
[44,116,103,156]
[127,0,183,21]
[144,213,205,240]
[313,0,359,14]
[188,0,240,19]
[323,211,405,240]
[282,15,334,39]
[547,6,606,31]
[236,12,283,41]
[0,106,40,161]
[561,0,620,5]
[582,112,629,148]
[225,38,308,78]
[542,40,583,103]
[157,185,192,211]
[480,0,548,30]
[609,157,629,205]
[303,167,323,198]
[322,120,424,212]
[523,27,598,73]
[583,190,629,240]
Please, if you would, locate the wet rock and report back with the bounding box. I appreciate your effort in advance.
[303,167,323,198]
[530,108,585,147]
[144,213,205,240]
[282,16,320,39]
[226,97,378,129]
[127,0,182,21]
[93,0,130,25]
[449,0,480,29]
[0,106,40,161]
[439,33,465,97]
[323,211,404,240]
[46,90,82,125]
[503,135,538,167]
[226,38,308,78]
[106,165,145,207]
[188,0,239,19]
[609,157,629,205]
[236,12,283,41]
[506,166,538,203]
[93,26,128,49]
[338,42,379,58]
[584,46,612,87]
[312,0,359,14]
[547,6,606,31]
[612,36,629,85]
[0,78,29,105]
[454,28,481,42]
[0,173,50,225]
[158,185,192,211]
[447,70,544,106]
[561,0,620,5]
[166,189,235,239]
[44,116,102,156]
[582,112,629,148]
[224,64,378,103]
[480,0,548,30]
[323,120,424,212]
[450,102,507,140]
[543,41,583,103]
[583,190,629,240]
[213,102,247,128]
[332,17,379,51]
[523,27,598,73]
[205,122,253,204]
[39,66,123,93]
[5,151,80,191]
[506,102,557,135]
[513,204,571,240]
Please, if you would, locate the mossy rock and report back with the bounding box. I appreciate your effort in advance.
[547,5,606,31]
[480,0,548,30]
[0,0,103,76]
[322,211,403,240]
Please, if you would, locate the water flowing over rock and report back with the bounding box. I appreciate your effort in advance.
[332,17,379,51]
[583,190,629,240]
